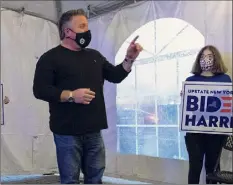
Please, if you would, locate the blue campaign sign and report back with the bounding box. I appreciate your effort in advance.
[180,82,232,135]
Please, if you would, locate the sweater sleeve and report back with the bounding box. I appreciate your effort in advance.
[33,53,63,102]
[185,75,194,81]
[98,52,130,83]
[223,74,232,82]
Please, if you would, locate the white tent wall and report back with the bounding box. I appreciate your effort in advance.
[0,0,232,184]
[88,1,232,184]
[1,9,60,174]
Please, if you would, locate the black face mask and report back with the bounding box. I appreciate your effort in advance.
[67,29,92,48]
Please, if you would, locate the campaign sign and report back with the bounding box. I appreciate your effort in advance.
[180,82,232,135]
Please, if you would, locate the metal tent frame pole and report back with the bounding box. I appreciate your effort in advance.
[55,0,62,20]
[1,7,59,25]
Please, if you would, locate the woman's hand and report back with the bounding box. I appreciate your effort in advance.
[180,91,183,97]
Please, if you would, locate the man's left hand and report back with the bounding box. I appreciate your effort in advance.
[126,36,143,61]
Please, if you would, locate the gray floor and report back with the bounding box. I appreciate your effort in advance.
[1,174,150,184]
[1,175,60,184]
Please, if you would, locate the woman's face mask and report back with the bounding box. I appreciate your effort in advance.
[200,54,214,71]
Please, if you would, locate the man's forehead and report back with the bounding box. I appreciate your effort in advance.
[71,15,88,25]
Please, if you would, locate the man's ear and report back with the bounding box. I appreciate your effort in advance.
[64,27,69,35]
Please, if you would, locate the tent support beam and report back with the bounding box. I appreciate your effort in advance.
[1,7,58,25]
[55,0,62,20]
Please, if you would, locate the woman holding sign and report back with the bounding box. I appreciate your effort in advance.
[182,45,231,184]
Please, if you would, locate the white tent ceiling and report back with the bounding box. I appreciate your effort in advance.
[1,0,139,24]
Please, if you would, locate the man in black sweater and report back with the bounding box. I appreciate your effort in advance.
[33,9,142,184]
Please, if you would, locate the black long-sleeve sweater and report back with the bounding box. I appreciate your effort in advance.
[33,45,130,135]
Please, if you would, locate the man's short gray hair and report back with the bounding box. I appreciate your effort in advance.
[58,9,87,40]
